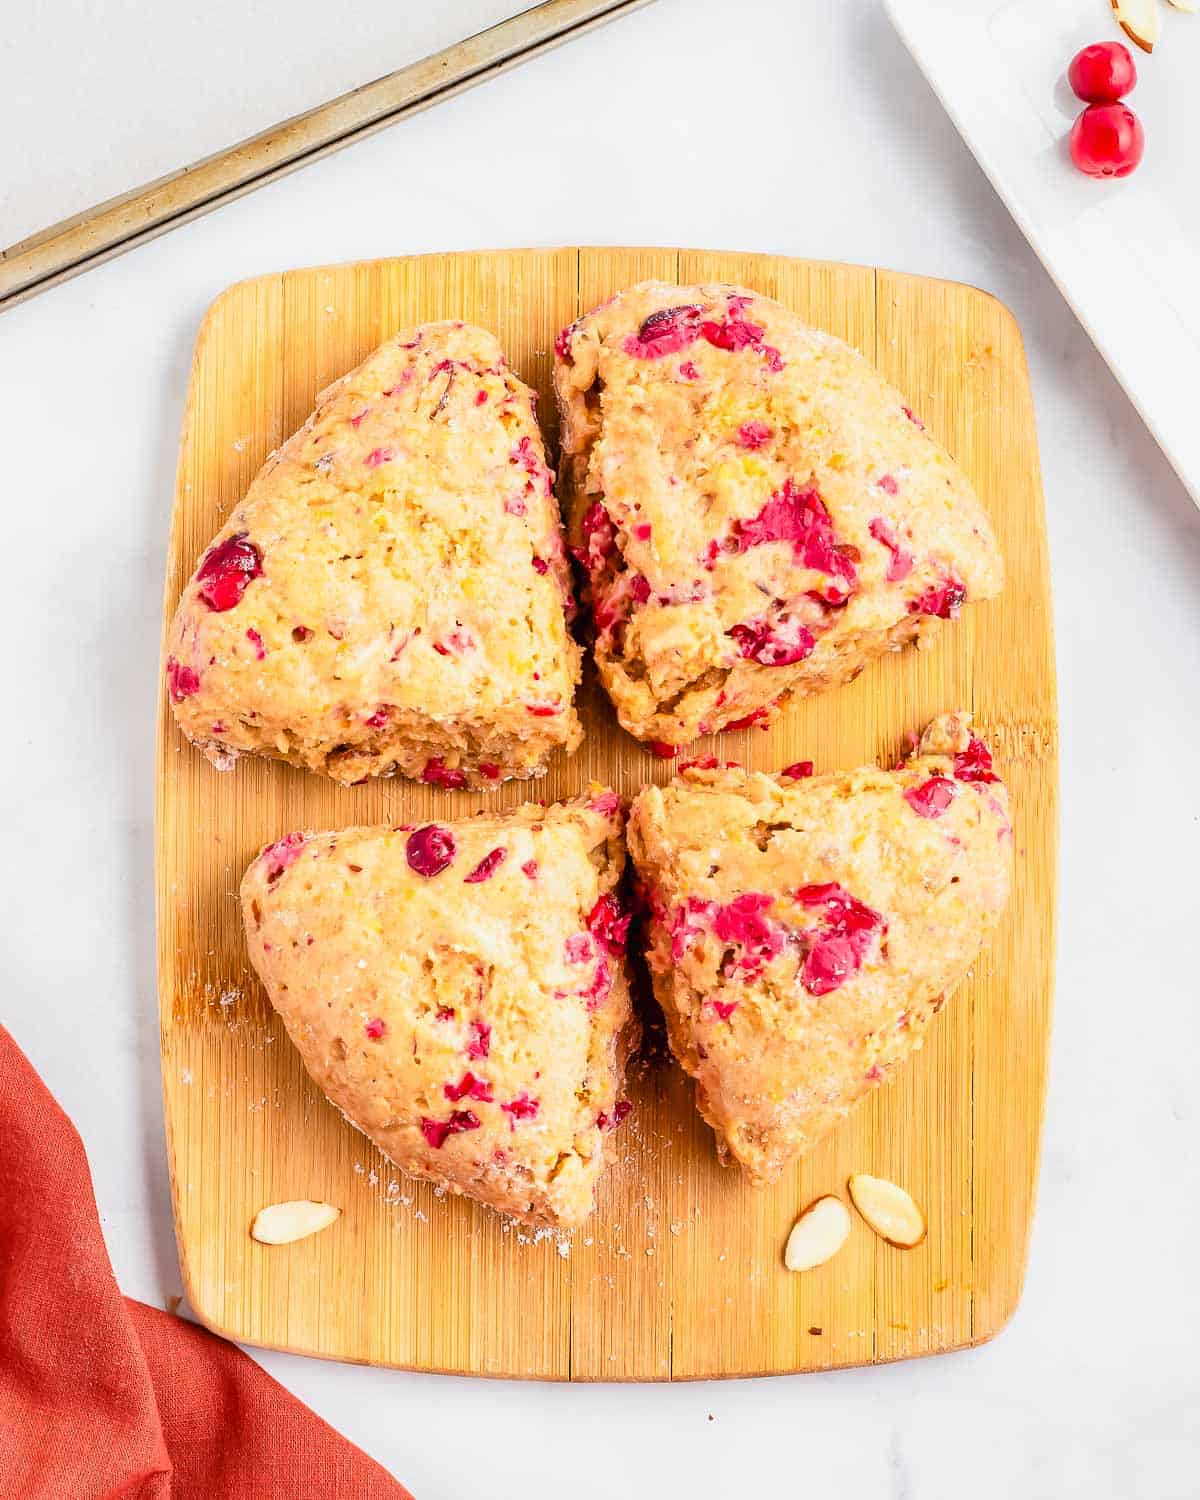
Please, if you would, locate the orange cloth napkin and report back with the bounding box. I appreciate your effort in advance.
[0,1025,412,1499]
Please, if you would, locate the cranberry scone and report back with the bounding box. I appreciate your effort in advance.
[166,322,580,789]
[241,791,636,1227]
[627,715,1012,1183]
[554,282,1003,749]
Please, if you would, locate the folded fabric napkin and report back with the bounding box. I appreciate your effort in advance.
[0,1025,412,1499]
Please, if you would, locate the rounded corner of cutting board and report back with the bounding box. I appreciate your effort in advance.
[157,246,1057,1381]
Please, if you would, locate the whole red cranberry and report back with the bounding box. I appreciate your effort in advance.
[1069,104,1144,179]
[1068,42,1136,105]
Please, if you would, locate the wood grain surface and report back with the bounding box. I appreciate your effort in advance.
[156,248,1057,1380]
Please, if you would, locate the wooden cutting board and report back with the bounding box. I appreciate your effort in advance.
[157,247,1057,1380]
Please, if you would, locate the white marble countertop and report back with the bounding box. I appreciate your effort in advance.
[3,2,1198,1495]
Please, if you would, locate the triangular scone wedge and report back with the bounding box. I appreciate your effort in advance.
[241,791,637,1227]
[555,283,1003,748]
[627,715,1012,1184]
[166,322,581,788]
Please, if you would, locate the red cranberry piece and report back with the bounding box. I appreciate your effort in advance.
[648,741,678,759]
[422,1111,481,1148]
[733,480,857,602]
[501,1092,539,1122]
[531,556,549,575]
[713,893,784,976]
[580,956,613,1012]
[165,657,200,702]
[736,421,773,450]
[908,577,967,619]
[364,1017,387,1040]
[725,706,771,732]
[246,627,266,660]
[475,390,489,406]
[196,535,262,612]
[588,892,631,954]
[629,572,651,603]
[364,447,394,468]
[700,315,764,353]
[1070,103,1144,178]
[902,406,925,430]
[525,702,560,717]
[292,625,312,642]
[781,761,814,779]
[729,616,815,667]
[365,706,390,729]
[876,473,899,496]
[1068,41,1136,105]
[510,434,551,495]
[679,361,700,380]
[521,859,539,880]
[262,832,305,883]
[564,933,595,964]
[596,1098,633,1131]
[711,1000,738,1022]
[478,762,501,780]
[422,759,468,790]
[578,500,617,572]
[406,825,456,877]
[588,789,621,816]
[444,1071,493,1103]
[669,896,719,961]
[868,517,915,583]
[466,1020,491,1059]
[464,848,507,883]
[634,522,652,541]
[794,882,885,996]
[435,1006,456,1022]
[623,305,704,359]
[555,325,575,362]
[903,776,958,819]
[953,736,999,784]
[802,934,861,996]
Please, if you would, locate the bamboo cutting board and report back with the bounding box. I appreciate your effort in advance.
[157,247,1057,1380]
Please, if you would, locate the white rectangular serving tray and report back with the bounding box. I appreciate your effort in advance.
[887,0,1200,507]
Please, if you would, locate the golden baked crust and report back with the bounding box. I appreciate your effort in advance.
[241,792,636,1227]
[554,283,1003,747]
[166,321,581,789]
[626,715,1012,1183]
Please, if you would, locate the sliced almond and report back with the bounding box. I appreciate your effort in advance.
[250,1199,341,1245]
[1112,0,1162,51]
[847,1174,926,1248]
[783,1195,852,1271]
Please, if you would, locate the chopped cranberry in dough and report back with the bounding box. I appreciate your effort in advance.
[554,282,1003,748]
[166,322,581,788]
[626,714,1012,1184]
[241,794,635,1228]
